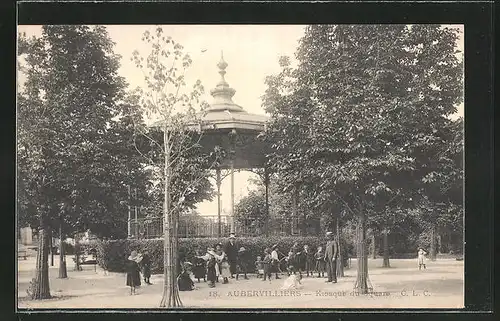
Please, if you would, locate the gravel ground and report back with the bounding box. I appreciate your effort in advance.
[17,255,464,309]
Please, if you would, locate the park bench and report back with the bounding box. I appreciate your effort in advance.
[18,249,27,260]
[74,249,98,271]
[80,258,98,272]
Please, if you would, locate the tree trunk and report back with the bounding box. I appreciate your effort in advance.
[264,168,270,237]
[437,233,442,254]
[74,233,81,271]
[382,228,390,268]
[371,230,376,259]
[134,189,138,238]
[127,185,131,238]
[58,222,67,279]
[31,228,51,299]
[159,132,182,308]
[49,228,54,267]
[430,224,437,261]
[354,204,369,294]
[336,218,344,278]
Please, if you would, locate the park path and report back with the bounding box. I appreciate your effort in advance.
[18,256,463,309]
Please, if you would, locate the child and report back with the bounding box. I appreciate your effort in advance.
[140,251,152,285]
[281,273,302,290]
[418,248,427,270]
[314,246,325,278]
[192,249,206,283]
[236,247,249,280]
[178,262,195,291]
[285,251,297,276]
[214,243,231,284]
[255,256,264,278]
[198,247,217,288]
[302,244,314,277]
[271,244,281,279]
[262,248,272,282]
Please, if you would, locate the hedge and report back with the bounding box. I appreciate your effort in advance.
[89,236,354,274]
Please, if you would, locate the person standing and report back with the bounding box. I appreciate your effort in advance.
[262,248,272,282]
[141,251,152,285]
[302,244,314,277]
[418,247,427,270]
[192,249,207,283]
[224,233,238,279]
[324,231,338,283]
[215,243,231,284]
[315,246,326,278]
[198,247,217,288]
[236,247,249,280]
[270,244,281,279]
[290,242,302,278]
[125,251,142,295]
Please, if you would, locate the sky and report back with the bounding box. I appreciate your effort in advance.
[17,24,464,217]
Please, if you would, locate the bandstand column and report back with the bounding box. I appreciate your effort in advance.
[216,168,222,238]
[230,159,235,234]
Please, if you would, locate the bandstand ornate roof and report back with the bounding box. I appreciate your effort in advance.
[152,52,270,170]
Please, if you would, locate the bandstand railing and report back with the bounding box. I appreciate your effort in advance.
[129,216,322,239]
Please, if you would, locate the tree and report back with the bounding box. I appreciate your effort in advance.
[17,25,147,296]
[131,26,222,308]
[234,188,268,234]
[263,25,463,294]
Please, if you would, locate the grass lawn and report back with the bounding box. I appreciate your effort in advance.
[17,255,463,309]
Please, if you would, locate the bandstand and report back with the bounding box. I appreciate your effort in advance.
[128,53,319,239]
[192,53,270,237]
[132,53,272,238]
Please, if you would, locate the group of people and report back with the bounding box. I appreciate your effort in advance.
[125,250,152,295]
[190,233,243,288]
[125,231,343,294]
[188,231,341,289]
[254,231,340,284]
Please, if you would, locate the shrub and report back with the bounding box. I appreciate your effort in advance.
[93,236,340,274]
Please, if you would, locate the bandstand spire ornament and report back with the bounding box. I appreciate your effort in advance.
[208,51,243,112]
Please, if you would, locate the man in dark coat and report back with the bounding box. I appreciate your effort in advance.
[224,233,238,278]
[324,231,339,283]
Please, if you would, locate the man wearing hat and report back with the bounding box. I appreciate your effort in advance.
[324,231,338,283]
[224,233,238,278]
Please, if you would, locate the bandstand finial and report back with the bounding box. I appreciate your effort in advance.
[217,50,228,84]
[207,51,242,112]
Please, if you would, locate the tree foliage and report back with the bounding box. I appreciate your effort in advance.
[18,26,148,240]
[17,25,150,298]
[262,24,463,293]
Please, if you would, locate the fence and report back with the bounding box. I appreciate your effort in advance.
[129,216,323,239]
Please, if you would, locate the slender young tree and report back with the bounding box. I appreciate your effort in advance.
[131,26,222,308]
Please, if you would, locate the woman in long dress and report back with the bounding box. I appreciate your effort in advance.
[214,243,231,284]
[125,251,142,295]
